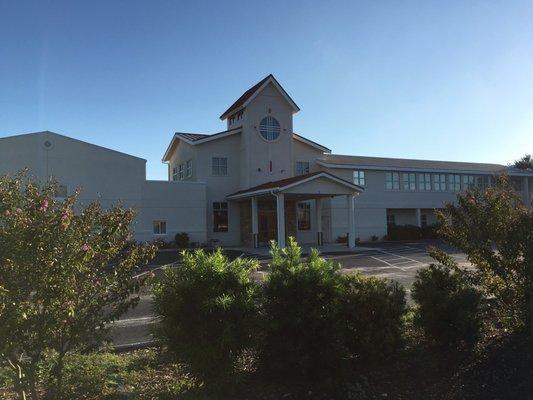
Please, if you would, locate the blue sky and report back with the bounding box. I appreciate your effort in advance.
[1,0,532,179]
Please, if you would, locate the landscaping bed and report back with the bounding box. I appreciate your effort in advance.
[1,332,530,400]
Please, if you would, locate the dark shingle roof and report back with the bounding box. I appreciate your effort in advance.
[219,75,273,120]
[320,154,509,173]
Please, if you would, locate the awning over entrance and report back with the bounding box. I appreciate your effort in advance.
[226,171,363,200]
[226,172,364,248]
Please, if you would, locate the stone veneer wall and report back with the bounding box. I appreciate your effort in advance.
[240,201,252,247]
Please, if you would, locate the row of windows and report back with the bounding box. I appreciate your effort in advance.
[385,172,491,192]
[172,160,193,181]
[154,201,314,235]
[173,157,230,180]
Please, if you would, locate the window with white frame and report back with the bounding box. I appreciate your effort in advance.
[402,173,416,191]
[386,214,396,226]
[433,174,446,191]
[212,157,228,176]
[297,202,311,230]
[475,175,491,189]
[353,170,365,186]
[172,166,178,181]
[186,160,192,178]
[385,172,400,190]
[295,161,310,176]
[213,202,228,232]
[447,174,461,191]
[153,220,167,235]
[418,173,431,191]
[463,175,475,190]
[178,164,184,180]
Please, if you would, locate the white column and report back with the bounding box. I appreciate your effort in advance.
[416,208,422,227]
[347,194,355,248]
[316,198,323,245]
[523,177,531,207]
[276,193,286,248]
[251,197,259,248]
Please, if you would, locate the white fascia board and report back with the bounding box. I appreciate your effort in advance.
[280,172,364,193]
[293,134,331,153]
[316,160,509,175]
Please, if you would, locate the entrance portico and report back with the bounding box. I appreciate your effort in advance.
[227,172,364,248]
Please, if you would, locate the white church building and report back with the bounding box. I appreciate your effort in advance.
[1,75,532,248]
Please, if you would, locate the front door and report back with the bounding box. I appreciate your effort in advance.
[258,210,277,245]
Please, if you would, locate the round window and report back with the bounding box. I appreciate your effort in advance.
[259,116,281,141]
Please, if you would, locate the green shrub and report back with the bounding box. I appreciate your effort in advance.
[387,224,422,240]
[152,248,259,386]
[339,273,406,361]
[412,254,483,346]
[40,352,127,399]
[259,238,345,381]
[174,232,189,248]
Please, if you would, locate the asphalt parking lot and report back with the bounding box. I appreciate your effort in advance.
[110,240,469,349]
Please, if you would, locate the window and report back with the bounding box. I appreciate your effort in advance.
[212,157,228,176]
[418,173,431,191]
[295,161,310,175]
[178,164,184,180]
[186,160,192,178]
[385,172,400,190]
[153,220,166,235]
[172,166,178,181]
[297,202,311,230]
[402,173,416,191]
[258,116,281,141]
[54,185,68,198]
[421,214,428,228]
[353,170,365,186]
[387,214,396,226]
[213,202,228,232]
[463,175,475,190]
[475,175,491,189]
[433,174,446,191]
[447,174,461,191]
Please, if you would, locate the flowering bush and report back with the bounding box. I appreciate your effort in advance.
[0,172,155,399]
[436,175,533,333]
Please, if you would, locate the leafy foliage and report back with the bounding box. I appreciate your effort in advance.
[0,172,155,399]
[339,273,406,360]
[412,250,483,346]
[512,154,532,171]
[152,248,259,386]
[259,237,346,381]
[436,175,533,332]
[174,232,189,248]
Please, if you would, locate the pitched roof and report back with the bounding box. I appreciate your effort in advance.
[318,154,509,174]
[226,171,363,199]
[219,74,300,120]
[293,132,331,153]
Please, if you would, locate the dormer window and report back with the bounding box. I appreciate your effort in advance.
[259,116,281,141]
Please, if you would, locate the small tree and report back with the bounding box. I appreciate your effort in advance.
[436,176,532,333]
[512,154,533,171]
[0,172,155,399]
